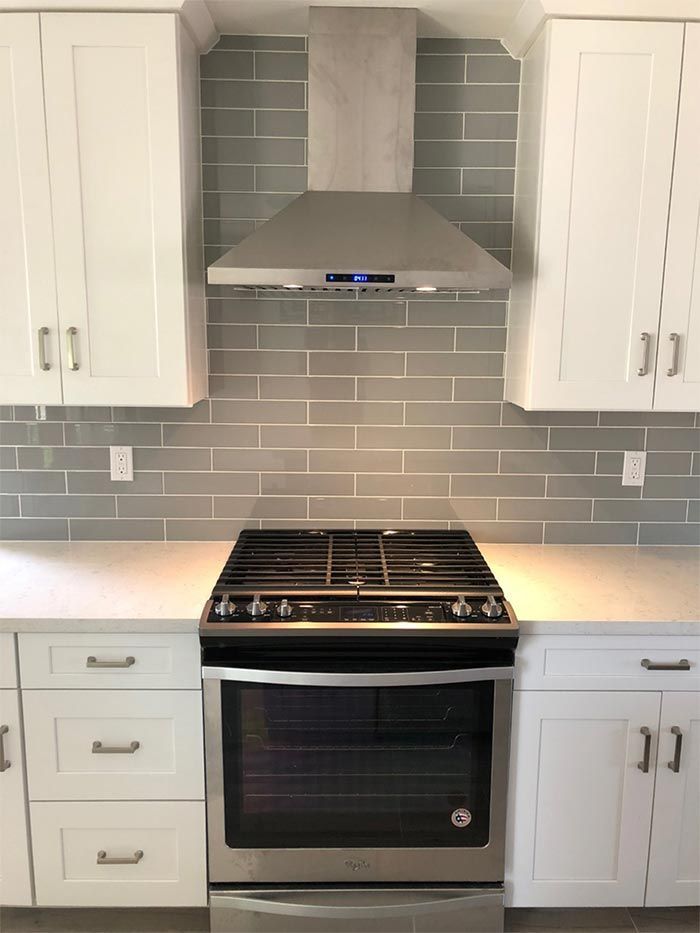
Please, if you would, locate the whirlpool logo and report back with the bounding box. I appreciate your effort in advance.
[344,858,371,872]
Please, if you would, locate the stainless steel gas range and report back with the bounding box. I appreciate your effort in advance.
[200,529,518,933]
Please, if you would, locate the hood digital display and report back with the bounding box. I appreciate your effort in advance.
[326,273,395,283]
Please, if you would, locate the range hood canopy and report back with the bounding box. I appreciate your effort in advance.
[207,7,512,292]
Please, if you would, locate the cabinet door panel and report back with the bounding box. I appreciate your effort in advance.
[0,13,62,404]
[23,689,204,801]
[654,25,700,412]
[506,690,661,906]
[646,692,700,906]
[0,690,33,905]
[531,21,683,409]
[31,800,206,906]
[40,13,191,406]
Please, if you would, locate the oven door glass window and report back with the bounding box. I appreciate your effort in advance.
[221,681,493,849]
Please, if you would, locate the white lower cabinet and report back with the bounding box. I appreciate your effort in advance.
[11,630,206,908]
[22,689,204,801]
[30,800,207,907]
[507,690,661,907]
[646,692,700,906]
[0,689,33,905]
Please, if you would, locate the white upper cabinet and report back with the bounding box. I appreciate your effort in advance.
[0,14,62,404]
[506,20,693,411]
[0,12,206,407]
[653,25,700,412]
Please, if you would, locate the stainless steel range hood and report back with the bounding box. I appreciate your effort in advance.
[207,7,512,292]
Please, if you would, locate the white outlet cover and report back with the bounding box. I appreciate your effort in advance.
[622,450,646,487]
[110,445,133,482]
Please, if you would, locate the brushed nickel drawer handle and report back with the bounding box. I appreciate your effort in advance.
[637,726,652,773]
[637,332,651,376]
[97,849,143,865]
[668,726,683,773]
[92,740,140,755]
[667,332,681,376]
[641,658,690,671]
[38,326,50,371]
[86,655,135,669]
[66,326,79,370]
[0,725,10,772]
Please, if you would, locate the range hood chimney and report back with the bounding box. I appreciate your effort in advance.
[207,7,512,292]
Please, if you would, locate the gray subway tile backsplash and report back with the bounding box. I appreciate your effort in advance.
[466,54,520,83]
[1,36,697,545]
[0,496,19,517]
[414,112,463,140]
[1,471,67,494]
[0,518,69,540]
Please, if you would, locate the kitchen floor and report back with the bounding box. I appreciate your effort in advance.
[1,906,698,933]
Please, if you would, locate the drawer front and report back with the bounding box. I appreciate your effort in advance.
[23,689,204,801]
[0,635,17,688]
[31,800,206,907]
[516,635,700,691]
[19,633,200,689]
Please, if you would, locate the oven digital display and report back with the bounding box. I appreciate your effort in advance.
[325,273,396,284]
[340,606,378,621]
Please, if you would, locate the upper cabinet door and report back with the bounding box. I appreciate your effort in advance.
[646,692,700,907]
[0,14,62,404]
[40,13,194,407]
[508,20,684,410]
[653,25,700,412]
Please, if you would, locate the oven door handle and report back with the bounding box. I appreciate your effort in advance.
[202,665,513,686]
[210,889,502,919]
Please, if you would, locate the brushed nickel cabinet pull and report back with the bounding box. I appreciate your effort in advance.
[86,655,135,669]
[668,726,683,773]
[97,849,143,865]
[0,725,10,772]
[66,326,79,370]
[637,726,652,773]
[666,332,681,376]
[637,332,651,376]
[92,740,140,755]
[38,326,50,371]
[641,658,690,671]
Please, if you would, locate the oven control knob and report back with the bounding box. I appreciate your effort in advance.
[481,595,504,619]
[215,594,235,617]
[451,595,472,618]
[278,599,292,618]
[247,594,268,617]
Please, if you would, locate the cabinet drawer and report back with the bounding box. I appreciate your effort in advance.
[23,689,204,801]
[19,633,200,689]
[31,800,206,906]
[0,635,17,688]
[516,635,700,691]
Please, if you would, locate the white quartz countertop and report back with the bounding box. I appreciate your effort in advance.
[0,541,698,635]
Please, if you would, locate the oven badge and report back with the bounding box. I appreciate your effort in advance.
[451,808,472,827]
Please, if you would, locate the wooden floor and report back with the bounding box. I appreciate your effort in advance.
[1,906,698,933]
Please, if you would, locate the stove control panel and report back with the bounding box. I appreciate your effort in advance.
[208,598,508,624]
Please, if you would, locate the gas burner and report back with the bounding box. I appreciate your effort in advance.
[201,530,518,638]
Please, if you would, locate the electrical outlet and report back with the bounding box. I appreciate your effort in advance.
[110,445,133,482]
[622,450,646,487]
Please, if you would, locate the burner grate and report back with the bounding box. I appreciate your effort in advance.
[212,530,501,598]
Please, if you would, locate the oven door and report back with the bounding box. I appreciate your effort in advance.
[203,644,513,884]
